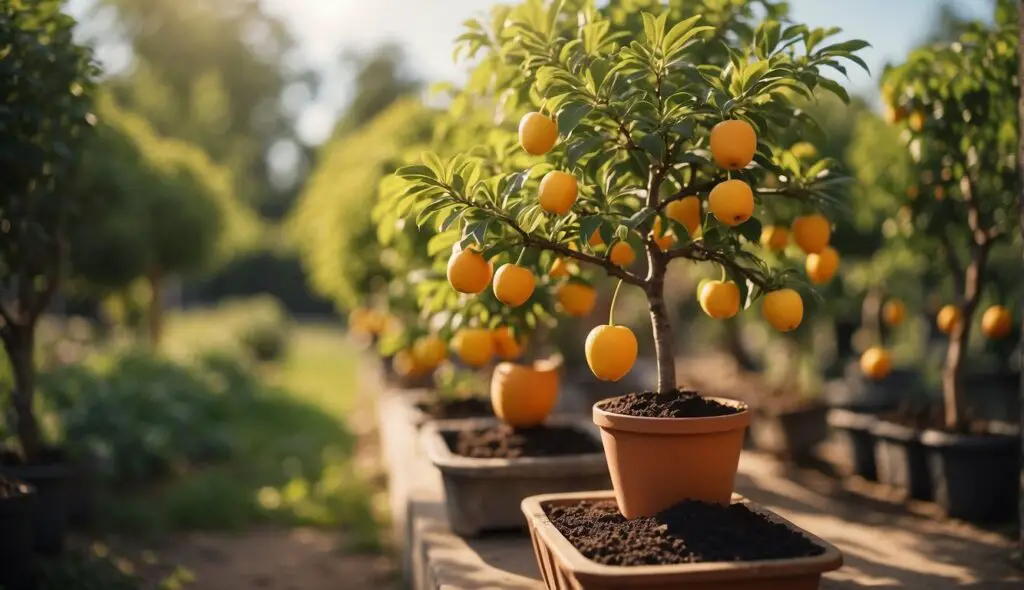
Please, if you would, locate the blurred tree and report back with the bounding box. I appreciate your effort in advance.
[0,0,98,462]
[330,44,421,139]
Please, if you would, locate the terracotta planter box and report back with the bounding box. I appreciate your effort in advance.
[522,490,843,589]
[421,417,610,537]
[748,404,828,459]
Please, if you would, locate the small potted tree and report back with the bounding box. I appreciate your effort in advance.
[878,3,1020,521]
[0,0,98,555]
[393,0,864,585]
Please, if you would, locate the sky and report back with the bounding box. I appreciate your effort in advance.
[69,0,994,146]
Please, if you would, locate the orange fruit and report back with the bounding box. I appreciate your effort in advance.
[981,305,1012,339]
[492,327,526,360]
[908,111,925,132]
[609,242,636,267]
[412,335,447,369]
[557,282,597,317]
[493,263,535,307]
[539,171,578,215]
[393,349,426,379]
[806,246,839,285]
[651,217,676,250]
[349,307,372,335]
[447,245,492,294]
[665,196,702,237]
[792,214,831,254]
[451,328,495,367]
[790,142,818,160]
[762,288,803,332]
[699,280,741,319]
[549,257,573,278]
[936,304,960,335]
[760,225,789,251]
[585,324,638,382]
[860,346,893,380]
[490,358,560,427]
[710,119,757,170]
[588,229,604,248]
[882,300,906,327]
[518,112,558,155]
[708,179,754,226]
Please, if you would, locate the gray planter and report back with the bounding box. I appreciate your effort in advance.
[826,409,880,481]
[872,420,932,500]
[420,417,610,537]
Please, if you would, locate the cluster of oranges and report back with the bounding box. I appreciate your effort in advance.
[391,325,528,380]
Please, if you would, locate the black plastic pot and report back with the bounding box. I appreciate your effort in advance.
[0,476,36,590]
[872,420,932,501]
[826,408,879,481]
[749,404,828,459]
[921,426,1020,523]
[825,366,921,413]
[0,453,74,555]
[67,451,100,529]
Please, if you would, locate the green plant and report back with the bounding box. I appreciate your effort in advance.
[34,552,141,590]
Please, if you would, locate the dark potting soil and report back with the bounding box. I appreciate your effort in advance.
[880,403,1009,436]
[0,475,28,499]
[545,499,824,566]
[417,397,495,421]
[599,390,742,418]
[443,424,600,459]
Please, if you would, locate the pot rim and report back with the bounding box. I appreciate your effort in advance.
[521,490,843,583]
[920,427,1020,449]
[870,419,923,442]
[592,395,750,435]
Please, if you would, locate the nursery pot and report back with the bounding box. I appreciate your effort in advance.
[871,420,932,500]
[748,403,828,459]
[826,408,879,481]
[593,396,749,519]
[67,450,100,528]
[0,453,74,555]
[0,477,36,590]
[920,426,1020,522]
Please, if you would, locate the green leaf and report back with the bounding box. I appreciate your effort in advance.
[416,200,451,228]
[557,103,593,135]
[735,217,762,244]
[662,15,703,53]
[579,215,603,245]
[501,169,531,204]
[439,208,464,232]
[638,133,666,161]
[641,13,660,47]
[428,232,459,256]
[422,152,446,178]
[818,77,850,104]
[396,164,435,179]
[566,136,605,169]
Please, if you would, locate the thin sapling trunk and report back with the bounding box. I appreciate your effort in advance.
[942,245,990,430]
[646,239,677,395]
[1,324,43,463]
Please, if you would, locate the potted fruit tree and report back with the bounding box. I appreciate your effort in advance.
[392,0,865,585]
[878,4,1020,522]
[0,0,98,555]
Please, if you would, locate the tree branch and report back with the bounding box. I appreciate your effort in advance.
[520,232,647,287]
[668,243,771,291]
[938,230,965,299]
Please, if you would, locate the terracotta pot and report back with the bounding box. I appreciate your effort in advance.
[490,356,561,427]
[593,396,749,518]
[522,490,843,590]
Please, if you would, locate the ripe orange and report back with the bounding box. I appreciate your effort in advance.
[549,257,574,278]
[447,245,492,294]
[585,324,638,382]
[412,335,447,369]
[557,282,597,317]
[539,171,578,215]
[699,280,741,319]
[792,214,831,255]
[665,196,702,237]
[394,349,426,379]
[860,346,893,380]
[518,112,558,155]
[908,111,925,132]
[492,327,525,360]
[762,288,803,332]
[490,358,560,427]
[710,119,757,170]
[651,217,677,251]
[588,229,605,249]
[451,328,495,367]
[492,263,535,307]
[981,305,1012,339]
[760,225,789,251]
[708,179,754,226]
[936,304,961,335]
[806,246,839,285]
[882,300,906,327]
[609,241,636,267]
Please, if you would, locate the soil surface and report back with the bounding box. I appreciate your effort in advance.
[443,424,600,459]
[0,475,29,498]
[878,403,1015,436]
[545,499,824,566]
[416,397,494,421]
[598,390,742,418]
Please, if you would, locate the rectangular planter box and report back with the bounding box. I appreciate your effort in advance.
[748,404,828,459]
[522,490,843,590]
[826,408,879,481]
[421,417,610,537]
[872,420,932,501]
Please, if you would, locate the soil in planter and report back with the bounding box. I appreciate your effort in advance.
[545,499,823,566]
[417,397,495,421]
[881,402,1012,436]
[599,390,742,418]
[443,424,600,459]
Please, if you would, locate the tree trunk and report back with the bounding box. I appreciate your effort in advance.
[942,253,987,430]
[647,269,676,394]
[861,287,884,344]
[1015,0,1023,561]
[2,325,42,463]
[147,267,164,349]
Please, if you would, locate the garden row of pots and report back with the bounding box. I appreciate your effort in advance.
[386,355,846,589]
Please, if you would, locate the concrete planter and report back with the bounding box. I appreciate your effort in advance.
[420,417,610,537]
[522,490,843,590]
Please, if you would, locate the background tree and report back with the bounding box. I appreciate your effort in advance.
[0,0,98,461]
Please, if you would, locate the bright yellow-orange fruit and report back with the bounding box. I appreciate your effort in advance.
[518,112,558,155]
[981,305,1012,339]
[539,171,578,215]
[708,179,754,226]
[492,327,526,360]
[710,119,757,170]
[760,225,789,251]
[883,300,906,327]
[447,246,492,294]
[908,111,925,132]
[651,218,677,251]
[451,328,495,368]
[792,214,831,255]
[762,288,804,332]
[699,280,741,319]
[589,229,604,248]
[492,263,535,307]
[665,196,702,237]
[609,242,636,267]
[412,335,447,369]
[557,282,597,317]
[806,246,839,285]
[393,349,426,379]
[549,257,573,278]
[860,346,893,380]
[936,304,961,335]
[490,358,560,427]
[585,324,638,382]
